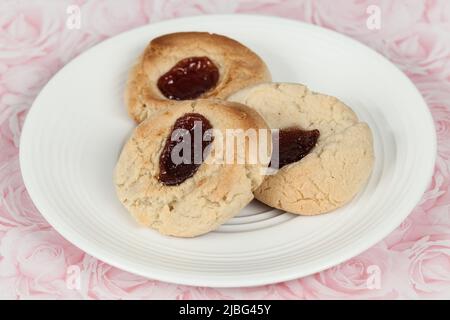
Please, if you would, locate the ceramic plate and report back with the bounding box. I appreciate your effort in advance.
[20,15,436,287]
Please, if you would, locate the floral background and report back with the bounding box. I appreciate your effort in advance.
[0,0,449,299]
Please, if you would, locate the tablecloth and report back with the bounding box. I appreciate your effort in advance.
[0,0,449,299]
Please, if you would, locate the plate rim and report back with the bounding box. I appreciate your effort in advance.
[19,14,437,287]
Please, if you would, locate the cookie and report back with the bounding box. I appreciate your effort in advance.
[125,32,271,123]
[228,83,374,215]
[114,99,271,237]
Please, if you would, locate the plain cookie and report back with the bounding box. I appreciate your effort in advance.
[114,99,271,237]
[228,83,374,215]
[125,32,271,123]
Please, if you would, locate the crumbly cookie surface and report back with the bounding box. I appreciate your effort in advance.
[114,99,270,237]
[229,83,374,215]
[126,32,271,123]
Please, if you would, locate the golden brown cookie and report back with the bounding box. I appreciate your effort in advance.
[125,32,271,123]
[114,99,271,237]
[229,83,374,215]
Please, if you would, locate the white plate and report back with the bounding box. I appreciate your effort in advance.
[20,15,436,287]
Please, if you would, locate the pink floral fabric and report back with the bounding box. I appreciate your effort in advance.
[1,0,449,300]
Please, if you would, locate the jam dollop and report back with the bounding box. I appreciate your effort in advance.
[271,128,320,169]
[157,57,219,100]
[158,113,213,186]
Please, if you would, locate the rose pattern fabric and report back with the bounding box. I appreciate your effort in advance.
[1,0,449,299]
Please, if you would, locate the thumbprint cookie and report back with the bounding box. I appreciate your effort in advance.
[229,83,374,215]
[114,99,271,237]
[125,32,271,123]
